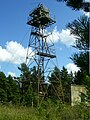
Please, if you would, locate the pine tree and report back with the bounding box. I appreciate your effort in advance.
[56,0,89,12]
[7,75,20,104]
[0,72,7,102]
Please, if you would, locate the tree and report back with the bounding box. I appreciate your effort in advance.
[84,75,90,102]
[30,66,38,93]
[60,67,73,103]
[18,64,39,106]
[71,52,89,75]
[73,71,86,85]
[67,16,89,51]
[48,66,73,103]
[29,66,38,107]
[0,72,20,104]
[56,0,90,12]
[67,15,89,75]
[6,75,20,104]
[61,66,73,85]
[18,63,31,103]
[0,72,7,102]
[48,67,63,101]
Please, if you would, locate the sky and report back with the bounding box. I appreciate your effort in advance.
[0,0,89,77]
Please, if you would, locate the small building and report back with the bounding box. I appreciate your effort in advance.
[71,85,87,106]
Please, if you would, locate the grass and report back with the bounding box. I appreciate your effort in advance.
[0,104,37,120]
[0,103,90,120]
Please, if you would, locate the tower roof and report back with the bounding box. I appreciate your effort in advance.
[27,4,56,28]
[29,4,49,17]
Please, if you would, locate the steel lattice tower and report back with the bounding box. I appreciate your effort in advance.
[26,4,61,104]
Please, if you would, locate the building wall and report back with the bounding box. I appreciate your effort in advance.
[71,85,87,106]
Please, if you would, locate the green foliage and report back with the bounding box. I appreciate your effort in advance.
[0,103,90,120]
[83,75,90,102]
[67,16,89,51]
[0,72,20,104]
[67,15,89,76]
[56,0,89,12]
[18,63,32,104]
[74,71,86,85]
[0,88,7,102]
[66,0,83,10]
[71,52,89,74]
[0,72,8,102]
[7,75,20,104]
[61,67,73,103]
[61,66,73,84]
[48,67,62,101]
[30,66,38,93]
[48,66,73,103]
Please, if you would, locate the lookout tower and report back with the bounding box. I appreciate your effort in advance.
[26,4,59,104]
[27,4,55,28]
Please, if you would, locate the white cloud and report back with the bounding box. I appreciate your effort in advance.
[84,12,89,17]
[47,27,76,46]
[0,46,11,62]
[7,72,16,77]
[81,10,90,17]
[0,41,32,64]
[47,27,60,43]
[66,63,80,74]
[59,29,76,46]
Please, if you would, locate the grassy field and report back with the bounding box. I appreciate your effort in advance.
[0,103,90,120]
[0,104,37,120]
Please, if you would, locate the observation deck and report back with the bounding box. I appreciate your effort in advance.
[27,4,56,28]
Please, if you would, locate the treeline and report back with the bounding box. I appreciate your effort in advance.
[0,72,20,104]
[0,63,90,106]
[0,65,74,106]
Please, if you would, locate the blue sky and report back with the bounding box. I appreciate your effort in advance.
[0,0,88,77]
